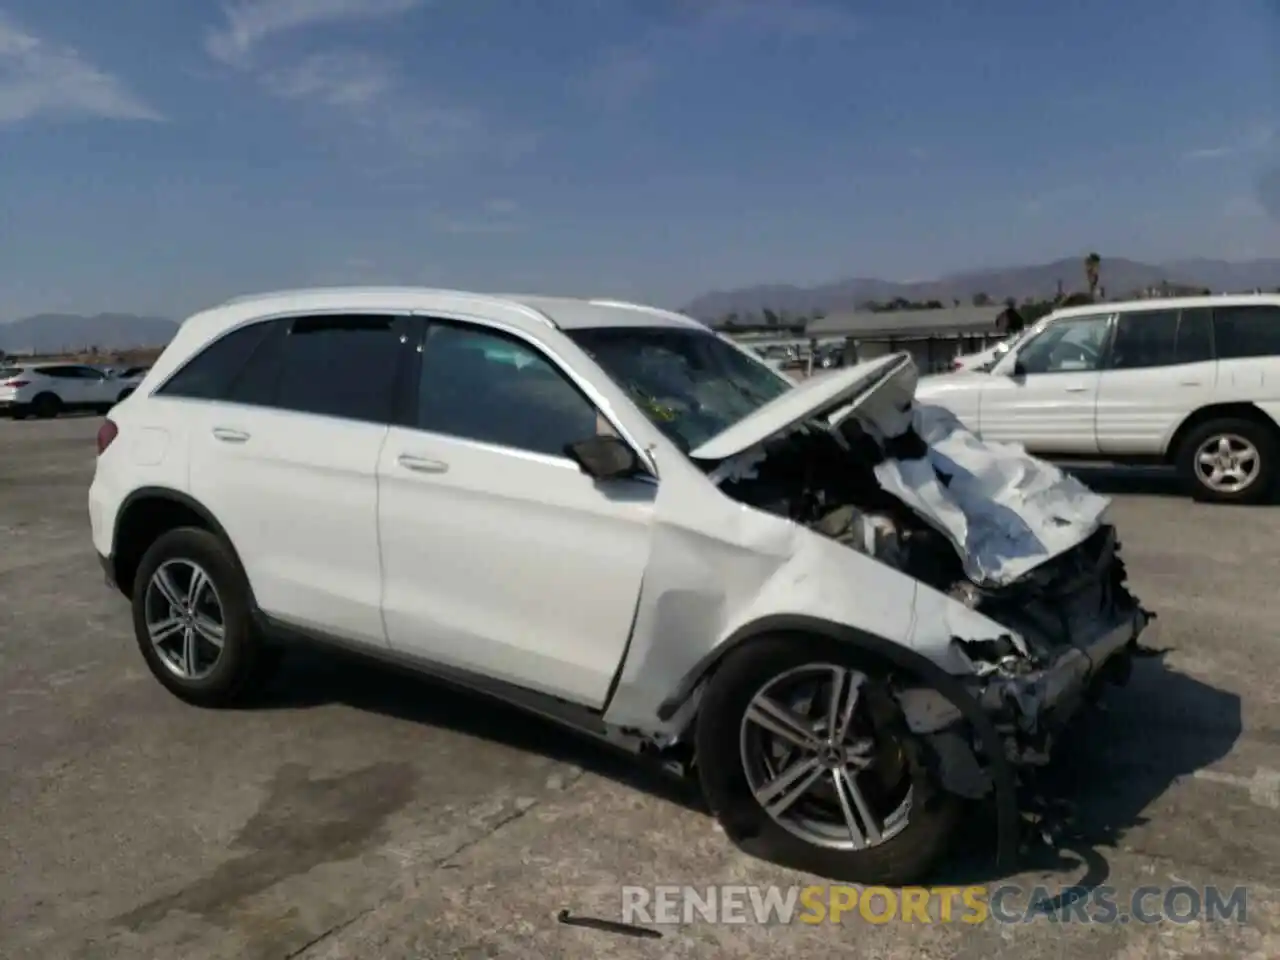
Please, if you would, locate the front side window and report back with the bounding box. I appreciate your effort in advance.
[1213,305,1280,359]
[416,322,600,458]
[567,327,792,452]
[1014,314,1112,375]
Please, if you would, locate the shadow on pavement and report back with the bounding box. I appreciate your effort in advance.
[1063,465,1185,499]
[259,649,707,813]
[254,644,1241,892]
[935,652,1242,898]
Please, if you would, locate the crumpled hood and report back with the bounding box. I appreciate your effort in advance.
[698,351,1111,587]
[857,394,1111,587]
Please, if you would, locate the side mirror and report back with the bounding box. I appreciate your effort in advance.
[565,435,644,481]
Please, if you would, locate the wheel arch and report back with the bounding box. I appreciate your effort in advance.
[111,486,249,601]
[1164,402,1280,462]
[658,613,1020,870]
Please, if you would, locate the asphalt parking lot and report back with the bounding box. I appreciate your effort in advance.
[1,417,1277,960]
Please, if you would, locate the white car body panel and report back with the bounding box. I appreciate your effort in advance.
[1094,359,1217,456]
[377,424,655,706]
[186,403,391,647]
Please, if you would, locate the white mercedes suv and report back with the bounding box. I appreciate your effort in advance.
[89,287,1151,883]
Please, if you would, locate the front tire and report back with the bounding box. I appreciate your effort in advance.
[1176,417,1277,504]
[130,527,273,707]
[694,636,959,885]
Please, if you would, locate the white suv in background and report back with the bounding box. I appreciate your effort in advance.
[88,287,1150,883]
[918,295,1280,503]
[0,362,132,419]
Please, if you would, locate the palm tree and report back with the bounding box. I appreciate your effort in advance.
[1084,252,1101,300]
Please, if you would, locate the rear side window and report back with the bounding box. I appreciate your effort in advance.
[157,322,276,400]
[227,314,407,423]
[1174,308,1214,363]
[1213,305,1280,359]
[1109,311,1178,369]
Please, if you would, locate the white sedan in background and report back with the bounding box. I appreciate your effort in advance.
[0,362,135,419]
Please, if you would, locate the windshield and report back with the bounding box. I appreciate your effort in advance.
[566,327,793,452]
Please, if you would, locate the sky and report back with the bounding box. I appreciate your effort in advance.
[0,0,1277,321]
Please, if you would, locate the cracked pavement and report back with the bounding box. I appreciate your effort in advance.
[1,418,1277,959]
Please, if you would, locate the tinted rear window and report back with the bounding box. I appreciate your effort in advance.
[1214,305,1280,359]
[157,322,276,401]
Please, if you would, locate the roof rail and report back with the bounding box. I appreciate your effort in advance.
[217,286,557,328]
[588,298,702,327]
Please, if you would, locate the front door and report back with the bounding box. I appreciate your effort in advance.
[980,312,1114,455]
[377,318,654,708]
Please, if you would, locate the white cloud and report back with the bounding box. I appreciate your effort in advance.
[206,1,521,160]
[0,13,161,125]
[264,51,392,107]
[207,0,425,66]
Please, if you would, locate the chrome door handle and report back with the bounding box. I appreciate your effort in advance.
[1064,385,1090,393]
[397,453,449,474]
[1179,380,1202,387]
[212,427,250,443]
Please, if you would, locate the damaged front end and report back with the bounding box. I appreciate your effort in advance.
[708,356,1153,856]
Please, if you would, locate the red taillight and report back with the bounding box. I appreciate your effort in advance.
[2,379,30,388]
[950,360,963,371]
[96,418,118,455]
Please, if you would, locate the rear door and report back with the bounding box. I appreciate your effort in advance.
[1095,307,1216,456]
[163,313,416,647]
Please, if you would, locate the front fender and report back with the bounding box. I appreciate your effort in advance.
[602,518,1020,734]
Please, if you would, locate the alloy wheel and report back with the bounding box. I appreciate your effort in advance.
[738,664,912,851]
[143,559,226,680]
[1194,433,1260,494]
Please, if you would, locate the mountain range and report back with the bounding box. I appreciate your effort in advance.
[0,313,178,354]
[4,256,1280,352]
[681,257,1280,320]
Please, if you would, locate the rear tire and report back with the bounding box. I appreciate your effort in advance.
[694,636,960,885]
[130,527,274,707]
[1176,417,1277,504]
[31,393,61,419]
